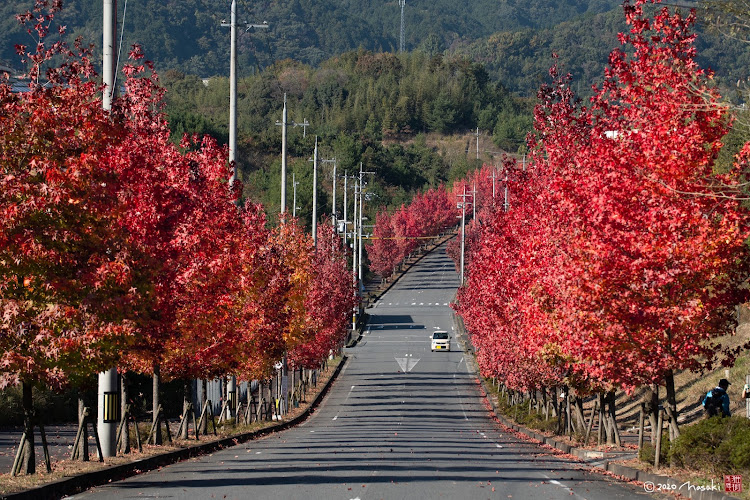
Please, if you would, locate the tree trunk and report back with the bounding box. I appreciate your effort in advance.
[21,381,35,474]
[664,369,680,440]
[153,364,162,445]
[597,392,605,445]
[181,380,191,439]
[643,384,659,444]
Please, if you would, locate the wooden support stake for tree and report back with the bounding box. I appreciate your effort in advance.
[654,409,664,470]
[191,405,198,439]
[134,414,143,452]
[664,406,681,441]
[245,396,255,424]
[163,407,173,444]
[39,422,51,473]
[638,403,645,452]
[71,420,84,460]
[177,403,192,438]
[11,432,27,477]
[573,397,586,434]
[606,391,621,446]
[584,400,598,445]
[71,406,93,461]
[209,402,218,435]
[116,404,131,454]
[91,418,104,462]
[147,408,160,445]
[217,400,228,425]
[196,400,209,438]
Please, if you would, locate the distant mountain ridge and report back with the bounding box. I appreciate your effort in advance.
[0,0,621,80]
[2,1,747,99]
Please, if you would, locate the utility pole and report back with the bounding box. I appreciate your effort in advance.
[279,95,287,212]
[399,0,406,53]
[357,163,375,294]
[457,186,472,285]
[275,96,308,213]
[98,0,119,459]
[222,5,268,190]
[472,181,477,220]
[342,174,351,246]
[504,171,509,212]
[309,137,319,247]
[221,6,267,418]
[351,177,359,332]
[321,158,336,227]
[491,167,496,201]
[292,172,299,218]
[475,127,480,160]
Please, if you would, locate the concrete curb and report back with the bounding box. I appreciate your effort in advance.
[451,314,738,500]
[2,356,349,500]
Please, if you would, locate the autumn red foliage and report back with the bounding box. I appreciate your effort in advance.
[454,0,750,414]
[367,185,457,279]
[0,1,356,473]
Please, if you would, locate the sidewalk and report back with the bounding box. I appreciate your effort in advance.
[0,356,348,500]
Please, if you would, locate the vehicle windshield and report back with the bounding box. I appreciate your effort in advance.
[433,332,448,340]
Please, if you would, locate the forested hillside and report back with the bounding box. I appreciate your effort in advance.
[448,6,750,98]
[161,50,531,223]
[0,0,621,79]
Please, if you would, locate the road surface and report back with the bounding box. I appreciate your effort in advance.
[75,242,652,500]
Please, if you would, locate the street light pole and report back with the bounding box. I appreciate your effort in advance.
[320,157,336,228]
[329,159,337,227]
[292,172,299,218]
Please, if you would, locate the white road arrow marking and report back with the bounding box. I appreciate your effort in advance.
[395,357,420,372]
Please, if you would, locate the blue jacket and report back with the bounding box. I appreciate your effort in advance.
[703,387,730,417]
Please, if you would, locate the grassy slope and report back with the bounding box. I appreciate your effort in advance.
[613,307,750,431]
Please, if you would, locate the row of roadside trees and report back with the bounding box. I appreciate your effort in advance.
[453,0,750,443]
[366,186,458,280]
[0,1,355,474]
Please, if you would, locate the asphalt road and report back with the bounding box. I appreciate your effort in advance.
[74,242,653,500]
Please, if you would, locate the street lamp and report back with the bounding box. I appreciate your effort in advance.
[292,172,300,218]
